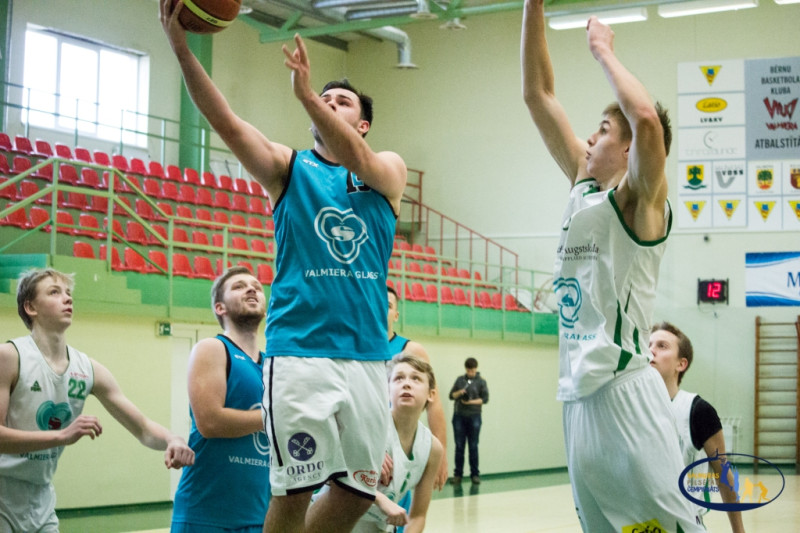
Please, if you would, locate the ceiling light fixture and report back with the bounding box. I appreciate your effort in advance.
[345,3,417,21]
[547,7,648,30]
[440,17,467,30]
[657,0,758,18]
[410,0,438,19]
[773,0,800,4]
[312,0,390,9]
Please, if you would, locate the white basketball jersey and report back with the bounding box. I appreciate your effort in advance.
[554,181,671,401]
[672,390,709,518]
[362,420,432,531]
[0,335,94,484]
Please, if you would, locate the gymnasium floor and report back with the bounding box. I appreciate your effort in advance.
[58,467,799,532]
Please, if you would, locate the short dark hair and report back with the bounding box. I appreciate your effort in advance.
[465,357,478,369]
[322,79,373,135]
[651,321,693,384]
[211,266,253,327]
[17,269,74,330]
[387,284,398,302]
[602,101,672,156]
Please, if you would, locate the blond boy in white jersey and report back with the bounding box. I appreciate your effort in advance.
[0,269,194,532]
[522,1,702,531]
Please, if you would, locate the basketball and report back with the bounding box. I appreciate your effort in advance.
[174,0,241,34]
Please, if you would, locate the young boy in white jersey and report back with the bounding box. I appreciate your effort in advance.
[522,1,702,531]
[650,322,745,533]
[386,285,448,490]
[351,352,443,533]
[0,268,194,532]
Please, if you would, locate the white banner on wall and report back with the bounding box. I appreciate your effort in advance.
[745,252,800,307]
[677,57,800,231]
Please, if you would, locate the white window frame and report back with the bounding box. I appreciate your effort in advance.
[21,25,150,147]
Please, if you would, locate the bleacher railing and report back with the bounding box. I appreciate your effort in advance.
[1,158,555,339]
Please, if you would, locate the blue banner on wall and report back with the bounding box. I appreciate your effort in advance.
[745,252,800,306]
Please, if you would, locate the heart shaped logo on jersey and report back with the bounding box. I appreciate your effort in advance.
[314,207,369,264]
[36,401,73,431]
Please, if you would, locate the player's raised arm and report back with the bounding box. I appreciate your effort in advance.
[521,0,588,184]
[586,16,669,227]
[282,34,407,213]
[160,0,293,204]
[91,359,194,469]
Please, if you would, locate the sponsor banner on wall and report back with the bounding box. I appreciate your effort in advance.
[678,57,799,230]
[745,252,800,306]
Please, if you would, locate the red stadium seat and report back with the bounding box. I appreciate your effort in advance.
[213,191,231,210]
[54,143,73,160]
[130,158,148,176]
[148,161,166,179]
[119,247,146,273]
[58,164,79,185]
[74,146,93,163]
[172,253,194,278]
[93,150,111,167]
[257,263,274,285]
[183,167,200,186]
[99,244,123,270]
[165,164,182,182]
[34,139,54,158]
[111,154,129,173]
[126,220,148,245]
[217,175,233,191]
[73,241,95,259]
[146,250,168,274]
[193,256,216,280]
[0,205,28,228]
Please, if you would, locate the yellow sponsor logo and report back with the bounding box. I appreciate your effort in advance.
[700,65,722,85]
[685,200,706,221]
[755,201,775,222]
[696,97,727,113]
[790,200,800,220]
[622,518,665,533]
[719,199,740,220]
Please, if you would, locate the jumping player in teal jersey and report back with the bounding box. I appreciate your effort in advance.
[162,2,407,531]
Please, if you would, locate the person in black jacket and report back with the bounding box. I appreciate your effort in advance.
[448,357,489,485]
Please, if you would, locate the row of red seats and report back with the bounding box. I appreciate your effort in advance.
[72,241,274,284]
[387,280,527,313]
[1,175,272,216]
[392,240,438,261]
[0,206,275,251]
[0,132,268,198]
[388,259,493,288]
[387,280,526,311]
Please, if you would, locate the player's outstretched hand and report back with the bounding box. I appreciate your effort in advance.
[282,34,314,103]
[159,0,187,52]
[164,439,195,469]
[381,500,409,527]
[380,452,394,486]
[586,16,615,60]
[60,415,102,445]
